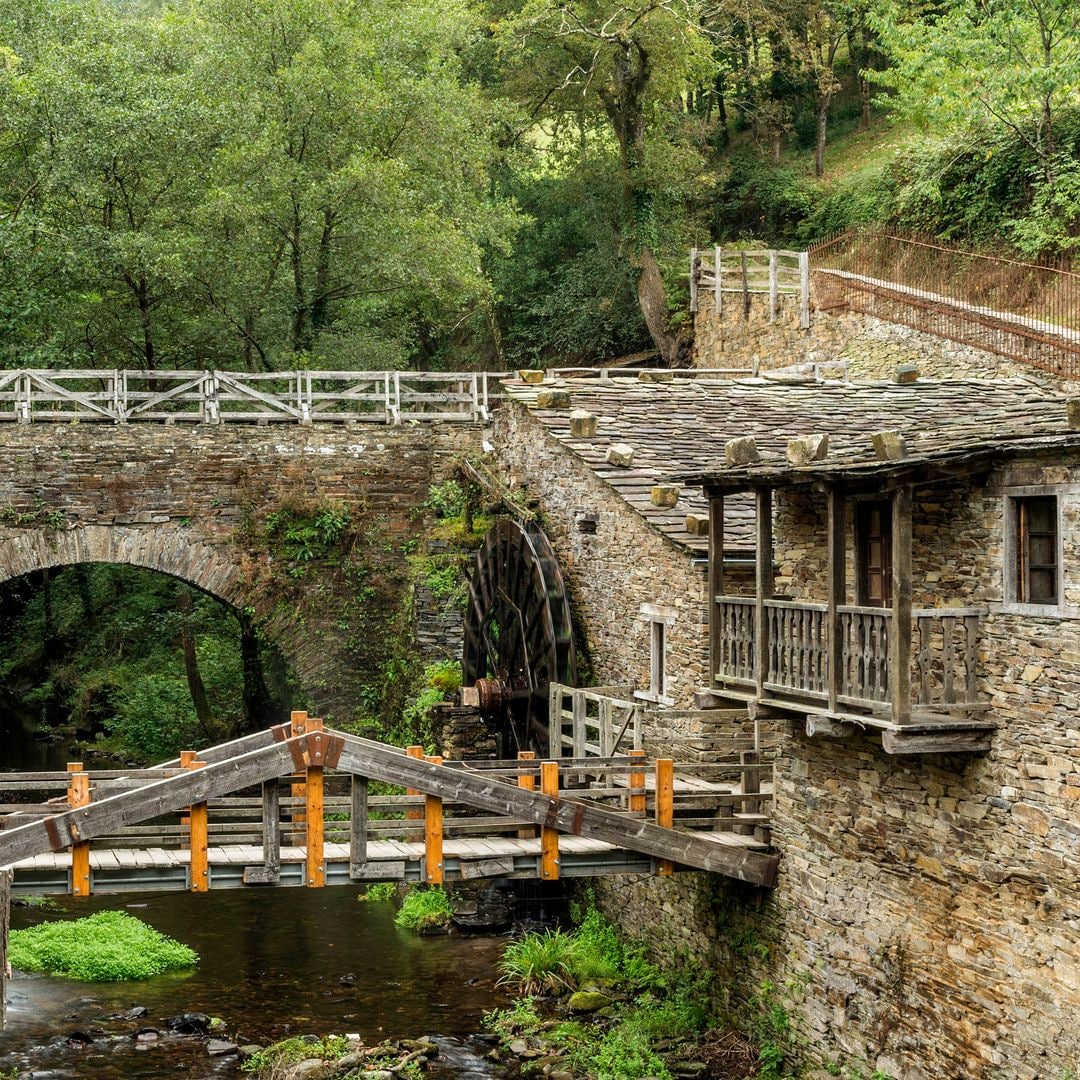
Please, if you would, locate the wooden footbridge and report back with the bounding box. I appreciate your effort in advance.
[0,713,778,896]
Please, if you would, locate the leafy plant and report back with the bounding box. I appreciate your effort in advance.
[359,882,397,903]
[241,1034,349,1077]
[483,996,545,1038]
[9,911,197,981]
[498,928,577,994]
[393,886,453,931]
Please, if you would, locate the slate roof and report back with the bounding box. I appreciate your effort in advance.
[503,373,1075,553]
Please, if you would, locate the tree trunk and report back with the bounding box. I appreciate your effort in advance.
[178,589,217,741]
[635,248,679,364]
[770,129,782,164]
[238,611,276,731]
[815,95,832,177]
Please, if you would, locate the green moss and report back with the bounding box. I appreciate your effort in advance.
[9,911,198,981]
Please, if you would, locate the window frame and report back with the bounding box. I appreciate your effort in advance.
[634,603,677,705]
[1002,485,1072,616]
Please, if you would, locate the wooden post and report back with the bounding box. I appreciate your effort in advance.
[628,749,646,815]
[517,751,537,838]
[547,683,561,758]
[655,759,674,877]
[185,756,208,892]
[689,247,699,313]
[741,750,761,816]
[891,485,913,726]
[405,745,425,842]
[289,711,308,845]
[769,250,778,323]
[350,775,369,877]
[799,250,811,329]
[67,762,91,897]
[572,692,586,759]
[424,755,444,885]
[754,489,774,698]
[827,485,846,714]
[305,717,325,888]
[714,245,722,316]
[0,869,8,1030]
[261,779,280,876]
[709,494,724,689]
[540,761,560,880]
[741,250,751,319]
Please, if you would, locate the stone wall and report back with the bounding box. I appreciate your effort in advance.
[0,423,483,723]
[491,400,710,728]
[692,288,1072,387]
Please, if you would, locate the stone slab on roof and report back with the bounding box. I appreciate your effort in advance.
[504,373,1072,552]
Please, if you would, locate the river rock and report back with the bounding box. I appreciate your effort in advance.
[206,1039,238,1056]
[66,1031,95,1047]
[291,1059,333,1079]
[238,1045,265,1062]
[566,991,610,1013]
[133,1028,161,1042]
[339,973,356,985]
[163,1012,211,1035]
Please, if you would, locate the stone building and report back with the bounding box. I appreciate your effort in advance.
[492,372,1080,1079]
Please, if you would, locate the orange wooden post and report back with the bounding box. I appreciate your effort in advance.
[655,758,674,877]
[517,751,537,838]
[628,749,647,816]
[540,761,560,880]
[179,750,196,827]
[405,745,425,842]
[66,763,91,897]
[424,755,444,885]
[185,757,209,892]
[290,710,308,845]
[305,717,325,888]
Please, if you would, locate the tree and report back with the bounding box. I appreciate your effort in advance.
[495,0,715,364]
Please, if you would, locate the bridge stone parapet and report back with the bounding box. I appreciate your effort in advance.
[0,422,485,722]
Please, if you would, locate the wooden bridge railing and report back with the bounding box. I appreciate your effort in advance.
[0,369,508,425]
[690,247,811,328]
[547,684,644,759]
[715,596,984,713]
[0,715,779,892]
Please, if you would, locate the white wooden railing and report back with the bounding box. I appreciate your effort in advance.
[548,684,644,759]
[715,597,983,712]
[690,247,811,328]
[0,369,507,424]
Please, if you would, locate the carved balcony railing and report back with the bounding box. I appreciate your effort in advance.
[715,596,983,715]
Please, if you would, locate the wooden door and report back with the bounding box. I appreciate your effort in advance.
[857,502,892,607]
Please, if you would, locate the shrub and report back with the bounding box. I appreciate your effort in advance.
[9,911,198,981]
[359,882,397,903]
[498,928,577,994]
[393,886,452,931]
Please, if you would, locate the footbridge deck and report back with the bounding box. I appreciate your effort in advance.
[0,715,778,894]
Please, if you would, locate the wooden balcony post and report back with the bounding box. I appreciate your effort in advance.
[517,751,537,838]
[305,717,325,888]
[184,756,208,892]
[67,763,91,897]
[628,749,646,815]
[891,485,913,726]
[655,759,674,877]
[827,485,846,713]
[709,494,725,687]
[350,775,369,877]
[540,761,560,880]
[424,755,444,885]
[405,745,425,842]
[754,488,774,697]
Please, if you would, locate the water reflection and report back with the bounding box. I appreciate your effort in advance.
[2,887,511,1078]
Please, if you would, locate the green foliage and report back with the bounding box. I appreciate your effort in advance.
[393,886,453,931]
[499,928,577,994]
[9,911,198,981]
[359,882,397,903]
[483,996,545,1038]
[104,672,202,759]
[424,481,467,521]
[264,502,353,569]
[240,1035,349,1077]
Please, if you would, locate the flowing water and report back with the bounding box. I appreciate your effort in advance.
[1,887,513,1077]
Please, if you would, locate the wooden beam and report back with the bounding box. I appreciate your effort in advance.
[67,763,91,897]
[628,749,646,815]
[709,495,724,688]
[350,775,369,878]
[655,759,674,876]
[305,719,325,888]
[290,711,308,847]
[261,780,280,875]
[0,869,8,1029]
[186,758,208,893]
[425,755,444,885]
[754,489,774,698]
[540,761,560,880]
[882,728,993,755]
[405,745,425,842]
[517,752,537,838]
[827,485,846,713]
[891,485,913,726]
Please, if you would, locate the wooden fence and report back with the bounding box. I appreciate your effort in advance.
[690,247,811,328]
[0,369,506,424]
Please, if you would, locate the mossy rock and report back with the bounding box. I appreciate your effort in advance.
[566,990,611,1013]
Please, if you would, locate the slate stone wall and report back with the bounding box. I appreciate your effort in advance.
[0,423,482,722]
[692,288,1073,387]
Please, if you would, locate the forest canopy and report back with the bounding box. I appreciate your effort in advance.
[0,0,1078,370]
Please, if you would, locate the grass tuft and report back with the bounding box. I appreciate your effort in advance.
[393,885,453,930]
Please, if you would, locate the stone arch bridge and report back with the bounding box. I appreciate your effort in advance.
[0,395,488,721]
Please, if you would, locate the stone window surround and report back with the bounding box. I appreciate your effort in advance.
[635,602,678,706]
[1000,483,1079,618]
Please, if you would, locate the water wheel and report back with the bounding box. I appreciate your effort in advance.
[462,518,577,757]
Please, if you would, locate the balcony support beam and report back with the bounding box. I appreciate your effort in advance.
[890,485,913,726]
[826,485,846,713]
[708,495,725,689]
[754,489,774,699]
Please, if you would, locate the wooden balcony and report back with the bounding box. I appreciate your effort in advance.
[715,596,991,751]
